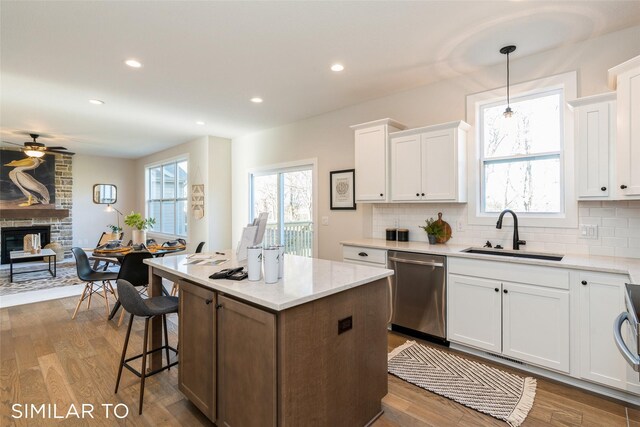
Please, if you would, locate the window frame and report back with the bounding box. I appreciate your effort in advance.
[145,156,189,239]
[479,87,565,215]
[466,71,578,228]
[247,158,318,257]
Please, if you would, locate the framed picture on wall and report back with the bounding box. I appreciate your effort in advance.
[330,169,356,210]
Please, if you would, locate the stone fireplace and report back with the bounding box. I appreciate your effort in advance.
[0,225,51,264]
[0,153,73,263]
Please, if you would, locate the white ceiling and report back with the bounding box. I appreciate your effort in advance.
[2,1,639,158]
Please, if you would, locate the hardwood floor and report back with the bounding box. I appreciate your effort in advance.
[0,296,638,426]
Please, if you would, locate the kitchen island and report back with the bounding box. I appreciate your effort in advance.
[144,253,394,427]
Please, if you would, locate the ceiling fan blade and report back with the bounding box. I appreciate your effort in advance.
[1,140,24,147]
[47,149,75,155]
[46,146,68,150]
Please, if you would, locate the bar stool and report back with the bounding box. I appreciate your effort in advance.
[114,279,178,414]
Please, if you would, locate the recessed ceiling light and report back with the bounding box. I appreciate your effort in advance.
[331,63,344,72]
[125,59,142,68]
[89,99,104,105]
[250,97,263,103]
[196,121,205,125]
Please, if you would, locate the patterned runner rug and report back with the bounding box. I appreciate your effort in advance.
[0,262,82,296]
[388,340,536,427]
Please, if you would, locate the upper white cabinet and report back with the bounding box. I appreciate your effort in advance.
[390,121,469,202]
[609,55,640,198]
[351,119,406,202]
[569,93,616,199]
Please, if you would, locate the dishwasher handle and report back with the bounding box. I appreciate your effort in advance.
[614,312,640,371]
[388,257,444,268]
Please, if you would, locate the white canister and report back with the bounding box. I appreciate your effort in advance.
[263,247,280,284]
[276,245,285,278]
[247,246,263,281]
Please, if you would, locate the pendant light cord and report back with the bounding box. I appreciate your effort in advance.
[506,51,510,108]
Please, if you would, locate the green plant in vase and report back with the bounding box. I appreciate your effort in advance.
[419,218,444,244]
[124,212,156,245]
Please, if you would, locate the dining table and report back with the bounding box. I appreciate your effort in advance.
[87,246,186,320]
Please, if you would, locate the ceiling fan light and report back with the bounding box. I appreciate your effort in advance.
[24,149,45,158]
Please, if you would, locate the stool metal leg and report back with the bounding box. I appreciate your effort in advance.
[139,317,150,415]
[115,314,134,394]
[162,314,170,370]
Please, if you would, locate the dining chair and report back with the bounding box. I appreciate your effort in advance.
[71,247,118,319]
[170,241,205,296]
[113,252,154,326]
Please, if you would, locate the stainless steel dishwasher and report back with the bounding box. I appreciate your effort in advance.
[388,251,446,340]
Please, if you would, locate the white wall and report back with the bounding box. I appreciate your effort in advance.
[72,154,137,247]
[135,136,232,252]
[232,25,640,261]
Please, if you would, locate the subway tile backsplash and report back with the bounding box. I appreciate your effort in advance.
[371,200,640,259]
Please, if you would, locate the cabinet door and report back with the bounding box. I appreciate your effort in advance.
[178,281,216,421]
[502,281,570,373]
[355,125,387,201]
[390,134,422,201]
[579,273,627,389]
[448,274,502,353]
[422,129,457,201]
[617,65,640,196]
[218,295,276,427]
[576,102,611,198]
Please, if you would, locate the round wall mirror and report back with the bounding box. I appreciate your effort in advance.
[93,184,117,204]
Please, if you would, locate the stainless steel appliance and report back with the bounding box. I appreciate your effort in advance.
[614,283,640,378]
[388,251,446,340]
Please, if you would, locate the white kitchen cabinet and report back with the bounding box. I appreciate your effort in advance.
[447,274,502,353]
[609,55,640,198]
[351,119,406,202]
[390,121,469,202]
[502,281,570,373]
[578,272,628,390]
[569,93,616,199]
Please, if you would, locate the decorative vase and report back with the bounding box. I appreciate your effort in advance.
[132,230,146,245]
[427,234,437,245]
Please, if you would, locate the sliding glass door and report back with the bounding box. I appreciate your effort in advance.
[250,165,314,257]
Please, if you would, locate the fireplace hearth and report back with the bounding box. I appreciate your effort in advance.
[1,226,51,264]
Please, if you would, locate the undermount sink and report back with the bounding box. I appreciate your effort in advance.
[462,247,564,261]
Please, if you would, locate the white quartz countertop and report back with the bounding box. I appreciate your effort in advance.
[145,252,393,311]
[341,238,640,283]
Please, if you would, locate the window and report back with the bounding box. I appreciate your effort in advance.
[466,71,577,228]
[146,159,188,237]
[249,162,315,257]
[480,89,563,214]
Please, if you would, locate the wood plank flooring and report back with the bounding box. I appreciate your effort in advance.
[0,296,638,426]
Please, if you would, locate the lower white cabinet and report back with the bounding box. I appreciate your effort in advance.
[448,273,570,373]
[448,274,501,353]
[578,272,628,390]
[502,281,570,373]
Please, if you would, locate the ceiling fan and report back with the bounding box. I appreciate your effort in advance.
[2,133,75,157]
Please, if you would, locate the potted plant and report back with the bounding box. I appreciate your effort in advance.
[124,212,156,245]
[419,218,443,244]
[106,224,122,241]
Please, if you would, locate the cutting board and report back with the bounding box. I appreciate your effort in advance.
[435,212,452,243]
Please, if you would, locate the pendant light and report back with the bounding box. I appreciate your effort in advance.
[500,45,516,118]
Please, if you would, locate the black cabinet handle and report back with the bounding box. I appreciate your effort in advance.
[503,289,508,294]
[621,185,628,189]
[216,303,223,309]
[205,299,213,305]
[421,193,425,196]
[601,187,607,191]
[358,252,368,257]
[416,193,420,197]
[494,288,499,292]
[581,280,587,286]
[380,193,383,197]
